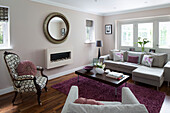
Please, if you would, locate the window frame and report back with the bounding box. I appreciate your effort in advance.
[0,6,11,50]
[158,21,170,49]
[85,19,95,44]
[117,16,170,51]
[120,23,134,47]
[137,22,153,48]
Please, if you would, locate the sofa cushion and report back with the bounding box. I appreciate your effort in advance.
[67,103,148,113]
[150,53,168,68]
[121,50,128,61]
[141,55,154,67]
[74,97,104,105]
[109,50,119,60]
[104,60,140,71]
[132,66,164,81]
[113,52,124,61]
[127,51,144,64]
[127,55,139,64]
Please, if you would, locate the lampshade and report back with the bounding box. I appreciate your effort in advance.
[96,40,103,47]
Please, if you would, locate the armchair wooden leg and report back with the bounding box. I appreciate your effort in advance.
[37,90,42,105]
[44,86,48,92]
[12,92,18,105]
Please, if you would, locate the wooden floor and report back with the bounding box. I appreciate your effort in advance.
[0,73,170,113]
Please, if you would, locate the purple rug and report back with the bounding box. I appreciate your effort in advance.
[52,76,165,113]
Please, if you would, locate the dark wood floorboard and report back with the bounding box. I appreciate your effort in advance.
[0,73,169,113]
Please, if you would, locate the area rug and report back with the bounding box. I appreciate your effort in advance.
[52,76,165,113]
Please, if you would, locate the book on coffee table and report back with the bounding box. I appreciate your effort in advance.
[106,72,124,80]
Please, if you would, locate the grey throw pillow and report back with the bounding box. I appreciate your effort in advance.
[151,53,168,68]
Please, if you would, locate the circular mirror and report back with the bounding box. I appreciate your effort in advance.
[43,12,69,44]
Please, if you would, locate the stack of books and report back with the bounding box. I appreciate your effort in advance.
[106,72,124,80]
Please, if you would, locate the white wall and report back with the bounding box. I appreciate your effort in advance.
[0,0,103,91]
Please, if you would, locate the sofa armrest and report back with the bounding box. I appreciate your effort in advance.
[122,87,140,104]
[164,61,170,82]
[61,86,79,113]
[99,54,110,63]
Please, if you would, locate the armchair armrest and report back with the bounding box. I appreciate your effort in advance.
[99,54,109,63]
[122,87,140,104]
[36,66,43,71]
[61,86,78,113]
[15,75,34,80]
[164,61,170,82]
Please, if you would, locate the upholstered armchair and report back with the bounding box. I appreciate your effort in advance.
[61,86,148,113]
[4,51,48,105]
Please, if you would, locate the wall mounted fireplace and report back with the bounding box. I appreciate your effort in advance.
[45,48,73,69]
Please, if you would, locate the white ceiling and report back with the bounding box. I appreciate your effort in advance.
[32,0,170,16]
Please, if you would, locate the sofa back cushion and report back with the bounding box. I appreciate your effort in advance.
[127,51,144,64]
[149,53,168,68]
[127,55,139,64]
[109,50,119,60]
[67,103,148,113]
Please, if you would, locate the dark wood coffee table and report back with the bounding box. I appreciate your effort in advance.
[75,69,130,96]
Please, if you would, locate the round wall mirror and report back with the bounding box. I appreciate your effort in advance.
[43,12,69,44]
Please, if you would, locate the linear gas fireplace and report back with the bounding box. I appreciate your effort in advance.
[45,48,73,69]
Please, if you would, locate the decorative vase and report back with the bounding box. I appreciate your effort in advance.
[95,68,104,74]
[142,46,145,52]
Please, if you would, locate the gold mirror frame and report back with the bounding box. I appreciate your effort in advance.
[43,12,69,44]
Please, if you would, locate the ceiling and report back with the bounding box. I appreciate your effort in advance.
[32,0,170,16]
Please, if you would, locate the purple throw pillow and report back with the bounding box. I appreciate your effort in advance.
[17,60,37,76]
[127,55,139,64]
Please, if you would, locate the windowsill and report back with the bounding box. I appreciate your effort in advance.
[84,41,95,44]
[0,46,13,51]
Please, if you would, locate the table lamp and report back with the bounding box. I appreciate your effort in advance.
[96,40,103,59]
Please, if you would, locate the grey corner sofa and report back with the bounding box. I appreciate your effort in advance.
[61,86,148,113]
[100,50,170,90]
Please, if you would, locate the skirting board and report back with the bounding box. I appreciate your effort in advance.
[48,64,91,80]
[0,64,92,96]
[0,86,14,96]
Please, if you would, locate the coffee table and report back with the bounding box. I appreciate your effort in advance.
[75,69,130,96]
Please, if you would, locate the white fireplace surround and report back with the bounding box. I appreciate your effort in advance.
[45,48,73,69]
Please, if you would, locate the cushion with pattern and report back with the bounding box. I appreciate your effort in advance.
[141,55,154,67]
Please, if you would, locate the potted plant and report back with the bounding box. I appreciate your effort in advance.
[136,37,150,52]
[94,62,105,74]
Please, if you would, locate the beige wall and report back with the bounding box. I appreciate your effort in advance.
[103,7,170,55]
[0,0,103,89]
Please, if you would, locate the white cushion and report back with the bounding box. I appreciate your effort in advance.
[67,103,148,113]
[113,52,124,61]
[109,50,119,60]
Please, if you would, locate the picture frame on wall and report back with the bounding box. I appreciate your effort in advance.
[105,24,112,35]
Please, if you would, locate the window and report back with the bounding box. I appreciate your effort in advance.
[138,23,153,47]
[85,20,95,43]
[0,6,10,49]
[159,22,170,48]
[121,24,133,46]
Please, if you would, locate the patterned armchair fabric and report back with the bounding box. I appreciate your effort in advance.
[4,51,48,105]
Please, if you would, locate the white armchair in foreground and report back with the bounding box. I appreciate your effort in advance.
[61,86,148,113]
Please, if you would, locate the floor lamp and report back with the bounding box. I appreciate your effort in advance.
[96,40,103,59]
